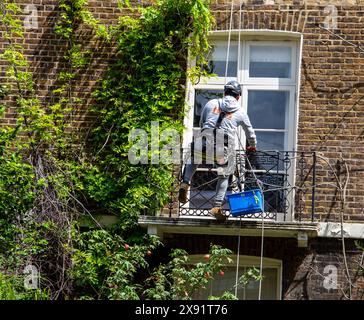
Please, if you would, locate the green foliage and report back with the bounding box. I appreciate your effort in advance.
[55,0,94,39]
[71,230,161,299]
[89,0,214,228]
[0,272,49,300]
[0,155,35,220]
[0,84,9,100]
[143,245,233,300]
[208,291,238,300]
[55,0,111,42]
[0,0,226,301]
[238,267,262,287]
[0,0,92,299]
[0,0,60,152]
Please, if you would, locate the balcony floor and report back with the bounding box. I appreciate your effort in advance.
[139,215,319,240]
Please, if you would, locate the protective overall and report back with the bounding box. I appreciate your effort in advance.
[180,81,257,220]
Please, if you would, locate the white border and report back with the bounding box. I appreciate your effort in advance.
[244,41,297,85]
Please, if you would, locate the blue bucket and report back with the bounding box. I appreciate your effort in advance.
[226,189,264,217]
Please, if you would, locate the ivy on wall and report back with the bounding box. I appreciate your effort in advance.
[88,0,214,228]
[0,0,255,300]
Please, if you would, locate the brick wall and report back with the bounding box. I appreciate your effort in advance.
[209,1,364,222]
[0,1,363,222]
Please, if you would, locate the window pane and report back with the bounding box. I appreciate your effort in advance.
[192,267,278,300]
[194,89,224,127]
[256,132,285,151]
[206,43,238,77]
[249,46,291,78]
[245,268,278,300]
[248,90,289,130]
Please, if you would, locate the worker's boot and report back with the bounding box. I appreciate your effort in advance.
[210,207,226,222]
[178,182,190,203]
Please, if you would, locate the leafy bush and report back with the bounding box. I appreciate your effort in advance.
[144,245,233,300]
[0,0,237,300]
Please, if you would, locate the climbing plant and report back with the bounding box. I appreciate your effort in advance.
[87,0,215,230]
[0,0,251,301]
[143,246,234,300]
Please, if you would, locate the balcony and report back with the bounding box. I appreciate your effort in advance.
[139,150,320,241]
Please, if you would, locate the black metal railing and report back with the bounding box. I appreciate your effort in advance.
[160,150,317,222]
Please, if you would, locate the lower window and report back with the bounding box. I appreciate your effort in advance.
[189,255,282,300]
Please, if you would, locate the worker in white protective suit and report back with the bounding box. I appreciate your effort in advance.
[179,81,257,222]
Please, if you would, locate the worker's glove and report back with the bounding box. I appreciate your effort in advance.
[246,146,257,153]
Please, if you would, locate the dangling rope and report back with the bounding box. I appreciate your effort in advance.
[229,0,267,300]
[230,0,241,297]
[237,0,243,72]
[224,0,265,300]
[234,123,265,300]
[258,181,265,300]
[224,0,235,80]
[234,217,242,297]
[244,148,265,300]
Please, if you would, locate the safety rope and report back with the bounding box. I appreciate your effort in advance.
[258,200,265,300]
[224,0,235,81]
[234,217,242,297]
[230,0,241,296]
[235,125,265,300]
[223,0,266,299]
[183,0,270,299]
[237,0,243,73]
[227,0,265,300]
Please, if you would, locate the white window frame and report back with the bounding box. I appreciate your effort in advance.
[243,41,297,85]
[183,31,303,222]
[188,254,282,300]
[185,40,299,149]
[202,40,239,85]
[241,85,296,152]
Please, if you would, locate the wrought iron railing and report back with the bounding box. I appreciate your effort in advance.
[160,150,317,222]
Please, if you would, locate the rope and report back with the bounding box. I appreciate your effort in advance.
[234,217,242,297]
[237,0,243,73]
[235,127,266,300]
[223,0,248,299]
[258,199,265,300]
[224,0,235,81]
[318,25,364,54]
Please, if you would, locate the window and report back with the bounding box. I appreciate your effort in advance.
[194,89,224,127]
[189,255,282,300]
[248,44,293,79]
[243,87,295,155]
[205,40,238,78]
[182,32,302,220]
[185,38,299,152]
